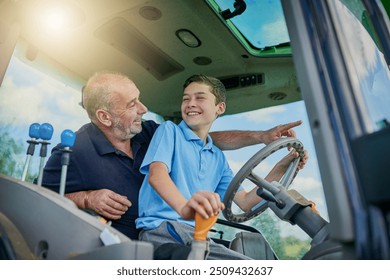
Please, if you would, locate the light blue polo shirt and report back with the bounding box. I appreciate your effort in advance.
[136,120,234,230]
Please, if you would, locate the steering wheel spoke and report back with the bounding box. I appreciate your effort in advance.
[223,138,304,223]
[247,172,261,186]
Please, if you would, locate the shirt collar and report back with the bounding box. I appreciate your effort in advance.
[178,120,214,151]
[89,122,146,156]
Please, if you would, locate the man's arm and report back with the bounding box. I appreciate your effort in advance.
[210,120,302,150]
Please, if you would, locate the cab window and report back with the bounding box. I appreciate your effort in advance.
[0,44,163,181]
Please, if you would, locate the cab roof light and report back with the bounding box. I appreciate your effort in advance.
[176,29,201,48]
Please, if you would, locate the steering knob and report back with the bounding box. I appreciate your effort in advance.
[39,123,54,140]
[29,123,41,139]
[61,129,76,148]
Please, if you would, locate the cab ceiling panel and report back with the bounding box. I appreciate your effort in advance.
[95,17,184,81]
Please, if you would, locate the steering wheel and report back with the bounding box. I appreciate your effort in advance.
[222,137,305,223]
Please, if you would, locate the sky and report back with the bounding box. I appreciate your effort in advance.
[216,0,289,49]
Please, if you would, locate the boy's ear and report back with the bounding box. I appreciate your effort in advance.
[216,102,226,116]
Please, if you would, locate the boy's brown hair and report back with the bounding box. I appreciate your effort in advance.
[183,74,226,104]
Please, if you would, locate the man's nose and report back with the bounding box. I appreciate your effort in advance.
[137,101,148,114]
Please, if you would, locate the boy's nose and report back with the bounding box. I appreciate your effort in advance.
[187,98,196,107]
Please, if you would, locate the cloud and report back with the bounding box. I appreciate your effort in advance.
[0,75,46,123]
[227,160,244,175]
[257,17,290,47]
[0,68,89,137]
[228,158,275,175]
[291,176,322,193]
[242,106,287,123]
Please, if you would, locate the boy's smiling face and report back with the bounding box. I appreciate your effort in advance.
[181,82,225,137]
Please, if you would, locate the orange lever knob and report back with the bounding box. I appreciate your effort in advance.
[193,212,218,241]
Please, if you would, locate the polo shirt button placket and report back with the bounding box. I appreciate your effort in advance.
[199,150,206,177]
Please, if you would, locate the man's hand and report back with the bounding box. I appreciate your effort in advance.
[261,120,302,144]
[179,191,224,220]
[85,189,131,220]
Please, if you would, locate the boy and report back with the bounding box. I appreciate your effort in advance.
[136,74,300,259]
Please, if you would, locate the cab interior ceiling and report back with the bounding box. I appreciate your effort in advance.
[1,0,301,120]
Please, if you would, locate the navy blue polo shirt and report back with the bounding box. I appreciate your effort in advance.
[42,120,159,240]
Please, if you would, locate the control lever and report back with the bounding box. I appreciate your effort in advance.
[37,123,54,185]
[21,123,41,181]
[256,187,285,209]
[187,212,218,260]
[59,129,76,196]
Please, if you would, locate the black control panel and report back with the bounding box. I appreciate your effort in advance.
[220,73,264,90]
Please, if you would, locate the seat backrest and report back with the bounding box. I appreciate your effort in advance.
[229,231,276,260]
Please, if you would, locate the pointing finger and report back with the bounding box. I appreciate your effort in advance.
[280,120,302,131]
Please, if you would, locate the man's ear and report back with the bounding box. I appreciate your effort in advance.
[96,109,112,127]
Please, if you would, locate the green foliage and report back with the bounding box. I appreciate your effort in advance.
[250,210,283,256]
[282,236,311,260]
[0,128,38,181]
[212,210,311,260]
[250,210,311,259]
[0,130,23,177]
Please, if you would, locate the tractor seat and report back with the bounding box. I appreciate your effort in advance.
[229,231,276,260]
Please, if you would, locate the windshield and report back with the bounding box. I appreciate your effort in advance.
[211,0,291,54]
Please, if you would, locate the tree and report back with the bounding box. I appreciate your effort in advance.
[249,209,311,259]
[250,210,285,258]
[0,130,23,177]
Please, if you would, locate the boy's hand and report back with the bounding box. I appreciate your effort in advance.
[179,191,225,220]
[264,149,308,183]
[298,149,309,170]
[276,149,309,171]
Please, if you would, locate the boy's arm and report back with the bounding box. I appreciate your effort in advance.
[234,149,308,211]
[148,162,224,220]
[210,120,302,150]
